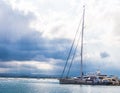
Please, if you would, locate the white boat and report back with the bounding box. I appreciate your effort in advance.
[59,6,120,85]
[60,71,120,85]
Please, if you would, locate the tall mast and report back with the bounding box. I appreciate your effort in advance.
[80,5,85,78]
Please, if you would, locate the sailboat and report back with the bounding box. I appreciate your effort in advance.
[59,6,120,85]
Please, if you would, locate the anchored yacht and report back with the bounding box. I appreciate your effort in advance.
[59,6,120,85]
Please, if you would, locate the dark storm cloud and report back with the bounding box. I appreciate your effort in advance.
[0,0,71,62]
[100,52,110,58]
[0,37,70,61]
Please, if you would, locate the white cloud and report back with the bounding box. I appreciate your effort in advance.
[0,57,64,74]
[0,61,54,74]
[3,0,83,39]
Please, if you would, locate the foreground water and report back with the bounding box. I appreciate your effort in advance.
[0,78,120,93]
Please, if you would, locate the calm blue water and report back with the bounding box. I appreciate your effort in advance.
[0,78,120,93]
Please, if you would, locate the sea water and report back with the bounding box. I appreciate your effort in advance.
[0,78,120,93]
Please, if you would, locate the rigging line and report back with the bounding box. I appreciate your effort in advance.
[61,16,83,78]
[66,30,81,77]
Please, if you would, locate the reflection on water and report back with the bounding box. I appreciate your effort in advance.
[0,78,120,93]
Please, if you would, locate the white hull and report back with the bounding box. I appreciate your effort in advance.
[59,75,120,85]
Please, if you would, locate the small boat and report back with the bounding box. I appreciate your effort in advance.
[59,6,120,85]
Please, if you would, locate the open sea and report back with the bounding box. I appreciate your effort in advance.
[0,78,120,93]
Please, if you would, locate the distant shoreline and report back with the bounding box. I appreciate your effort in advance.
[0,76,60,79]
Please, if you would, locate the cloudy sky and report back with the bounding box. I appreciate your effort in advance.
[0,0,120,77]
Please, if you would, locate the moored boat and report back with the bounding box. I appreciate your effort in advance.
[59,6,120,85]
